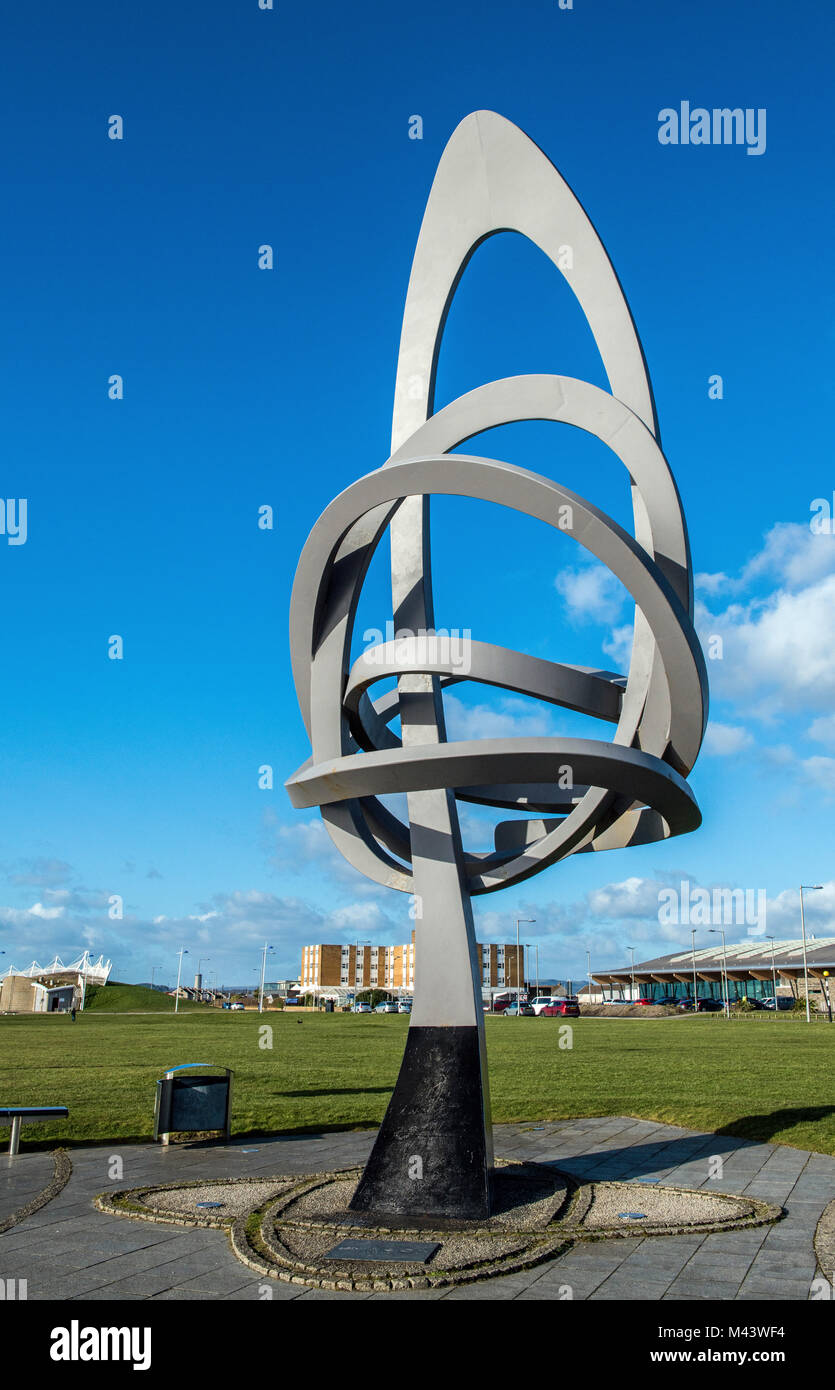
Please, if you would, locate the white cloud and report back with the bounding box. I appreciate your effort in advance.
[273,818,335,866]
[554,561,625,625]
[795,756,835,796]
[700,572,835,714]
[695,523,835,726]
[602,623,633,670]
[808,713,835,747]
[695,571,730,597]
[587,875,667,920]
[443,693,557,740]
[702,722,753,756]
[3,858,74,889]
[739,522,835,592]
[268,814,389,897]
[326,901,394,935]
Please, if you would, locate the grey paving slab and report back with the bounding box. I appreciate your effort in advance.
[161,1267,258,1296]
[1,1116,831,1301]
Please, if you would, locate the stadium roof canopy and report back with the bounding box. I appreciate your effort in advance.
[0,952,112,985]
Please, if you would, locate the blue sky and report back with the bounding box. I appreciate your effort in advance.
[0,0,833,989]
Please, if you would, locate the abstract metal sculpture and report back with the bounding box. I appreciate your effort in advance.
[286,111,708,1220]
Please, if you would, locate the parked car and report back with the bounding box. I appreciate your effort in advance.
[653,996,680,1006]
[676,997,695,1011]
[759,996,794,1011]
[541,999,580,1017]
[229,1002,245,1011]
[374,1001,398,1013]
[633,997,655,1006]
[502,1002,535,1016]
[695,998,725,1012]
[352,1002,372,1013]
[490,997,513,1013]
[529,996,559,1015]
[397,1000,412,1013]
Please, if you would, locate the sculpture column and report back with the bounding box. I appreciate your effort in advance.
[349,493,493,1219]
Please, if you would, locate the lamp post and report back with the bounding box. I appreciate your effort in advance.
[174,947,188,1013]
[799,885,822,1023]
[709,928,729,1017]
[690,929,698,1009]
[197,956,210,1001]
[515,919,535,1014]
[765,935,778,1009]
[150,964,162,994]
[258,943,275,1014]
[627,946,635,1003]
[535,943,540,1000]
[586,949,592,1007]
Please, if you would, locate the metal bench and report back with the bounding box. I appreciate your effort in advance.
[0,1106,69,1155]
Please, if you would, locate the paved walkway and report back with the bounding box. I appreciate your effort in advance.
[1,1118,831,1300]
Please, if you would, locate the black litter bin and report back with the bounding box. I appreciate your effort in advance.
[154,1063,233,1145]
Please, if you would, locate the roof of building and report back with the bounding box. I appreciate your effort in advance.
[594,938,835,979]
[0,952,112,984]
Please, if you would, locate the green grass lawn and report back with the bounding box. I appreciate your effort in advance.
[83,982,212,1012]
[1,1007,833,1154]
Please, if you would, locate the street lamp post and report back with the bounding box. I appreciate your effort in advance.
[586,949,591,1007]
[197,957,210,1001]
[709,928,729,1017]
[765,935,778,1009]
[174,948,188,1013]
[258,943,275,1014]
[690,929,698,1009]
[627,946,635,1003]
[515,919,535,1015]
[799,885,822,1023]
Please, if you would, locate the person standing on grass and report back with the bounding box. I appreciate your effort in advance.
[70,1007,77,1022]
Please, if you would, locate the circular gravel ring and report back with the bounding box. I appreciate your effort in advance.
[96,1176,298,1229]
[232,1164,579,1292]
[575,1179,782,1239]
[96,1161,784,1292]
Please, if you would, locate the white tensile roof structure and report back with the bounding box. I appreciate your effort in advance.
[0,951,112,985]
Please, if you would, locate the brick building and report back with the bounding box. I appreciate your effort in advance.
[300,936,526,994]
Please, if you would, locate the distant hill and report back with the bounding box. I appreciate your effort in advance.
[84,982,212,1012]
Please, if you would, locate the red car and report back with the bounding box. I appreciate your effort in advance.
[541,999,580,1017]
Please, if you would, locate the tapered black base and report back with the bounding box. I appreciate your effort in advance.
[349,1025,492,1220]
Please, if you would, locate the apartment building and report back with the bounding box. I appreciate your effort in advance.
[300,936,525,993]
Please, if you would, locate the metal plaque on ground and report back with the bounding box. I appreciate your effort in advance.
[323,1238,440,1263]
